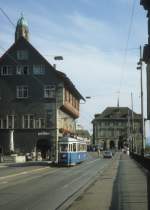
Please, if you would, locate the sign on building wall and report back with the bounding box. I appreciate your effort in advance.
[38,132,51,136]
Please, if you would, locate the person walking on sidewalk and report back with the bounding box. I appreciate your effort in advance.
[97,148,101,158]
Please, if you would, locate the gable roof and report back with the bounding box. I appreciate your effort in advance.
[0,37,84,100]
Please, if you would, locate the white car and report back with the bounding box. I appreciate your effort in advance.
[103,151,113,158]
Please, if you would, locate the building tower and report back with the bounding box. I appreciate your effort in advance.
[15,14,29,42]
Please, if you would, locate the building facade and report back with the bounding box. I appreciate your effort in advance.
[0,15,84,161]
[92,107,142,153]
[140,1,150,119]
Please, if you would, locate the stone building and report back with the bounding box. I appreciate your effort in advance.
[0,15,84,161]
[92,107,142,153]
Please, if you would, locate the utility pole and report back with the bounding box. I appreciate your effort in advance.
[55,96,59,164]
[127,109,131,152]
[131,92,135,153]
[137,46,145,156]
[53,56,63,164]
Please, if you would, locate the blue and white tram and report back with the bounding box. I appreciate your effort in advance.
[58,136,87,166]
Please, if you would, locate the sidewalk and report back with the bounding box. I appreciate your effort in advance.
[67,153,148,210]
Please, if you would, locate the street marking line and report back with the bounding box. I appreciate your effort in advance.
[0,166,8,168]
[0,171,28,180]
[0,181,8,184]
[0,166,56,180]
[62,173,88,189]
[86,159,100,165]
[27,166,50,173]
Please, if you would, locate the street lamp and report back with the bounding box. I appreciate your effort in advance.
[80,96,91,104]
[53,56,63,69]
[137,46,145,156]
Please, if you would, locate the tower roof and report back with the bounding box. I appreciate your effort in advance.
[15,14,29,42]
[17,14,28,27]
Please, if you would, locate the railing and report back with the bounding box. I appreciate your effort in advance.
[131,153,150,209]
[131,153,150,171]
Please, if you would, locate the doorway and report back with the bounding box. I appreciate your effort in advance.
[36,139,51,160]
[118,136,124,149]
[110,140,115,149]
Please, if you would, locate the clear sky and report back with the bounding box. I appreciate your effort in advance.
[0,0,148,133]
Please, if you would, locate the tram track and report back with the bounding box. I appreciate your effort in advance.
[55,159,114,210]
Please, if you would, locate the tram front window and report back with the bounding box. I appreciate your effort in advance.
[61,144,68,152]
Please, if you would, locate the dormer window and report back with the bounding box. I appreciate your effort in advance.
[17,50,28,60]
[33,64,45,75]
[1,66,12,75]
[16,65,29,75]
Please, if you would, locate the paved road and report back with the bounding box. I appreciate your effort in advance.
[0,155,112,210]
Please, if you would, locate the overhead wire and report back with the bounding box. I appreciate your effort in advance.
[43,47,139,59]
[0,7,15,28]
[0,45,18,64]
[117,0,137,104]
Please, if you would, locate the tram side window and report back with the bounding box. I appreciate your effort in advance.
[73,143,76,152]
[61,144,68,152]
[69,144,72,152]
[77,143,80,152]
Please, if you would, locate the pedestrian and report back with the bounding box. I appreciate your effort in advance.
[97,148,100,157]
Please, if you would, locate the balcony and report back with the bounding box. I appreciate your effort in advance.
[61,101,79,118]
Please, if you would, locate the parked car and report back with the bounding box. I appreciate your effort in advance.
[103,150,113,158]
[25,153,32,161]
[144,153,150,158]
